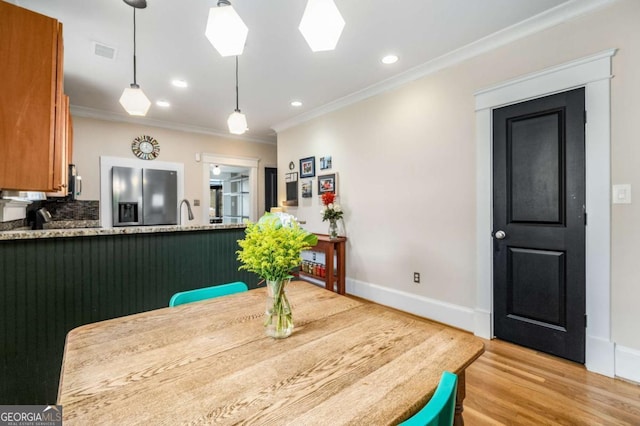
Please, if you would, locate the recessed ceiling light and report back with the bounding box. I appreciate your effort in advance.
[291,101,303,107]
[171,79,188,88]
[381,54,398,64]
[156,100,171,107]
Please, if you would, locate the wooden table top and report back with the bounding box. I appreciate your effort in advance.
[58,281,484,425]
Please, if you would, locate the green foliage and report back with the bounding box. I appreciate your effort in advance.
[237,213,318,282]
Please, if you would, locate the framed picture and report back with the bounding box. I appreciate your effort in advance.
[318,173,337,195]
[285,172,298,182]
[284,172,298,206]
[300,156,315,178]
[320,156,332,170]
[301,180,312,198]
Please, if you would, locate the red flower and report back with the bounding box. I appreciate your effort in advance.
[321,192,336,206]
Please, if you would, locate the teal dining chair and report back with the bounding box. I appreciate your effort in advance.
[399,371,458,426]
[169,281,248,307]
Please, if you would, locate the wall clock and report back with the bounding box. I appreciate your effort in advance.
[131,135,160,160]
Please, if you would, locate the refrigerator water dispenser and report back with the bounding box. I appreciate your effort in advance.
[118,202,139,224]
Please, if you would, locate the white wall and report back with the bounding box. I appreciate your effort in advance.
[71,116,277,224]
[279,79,477,309]
[277,0,640,360]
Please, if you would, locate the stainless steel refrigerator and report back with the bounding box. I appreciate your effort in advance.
[112,166,178,226]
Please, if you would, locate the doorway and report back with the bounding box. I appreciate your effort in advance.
[474,49,615,376]
[264,167,278,212]
[209,164,251,224]
[200,154,259,225]
[492,88,585,363]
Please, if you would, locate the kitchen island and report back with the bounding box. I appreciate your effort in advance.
[0,224,258,405]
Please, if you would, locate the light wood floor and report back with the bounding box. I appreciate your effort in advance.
[464,339,640,425]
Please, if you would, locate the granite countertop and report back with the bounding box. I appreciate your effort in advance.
[0,223,246,241]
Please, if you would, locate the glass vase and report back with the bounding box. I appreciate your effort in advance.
[265,279,293,338]
[328,219,339,240]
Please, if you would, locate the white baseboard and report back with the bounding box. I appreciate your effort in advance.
[343,279,634,382]
[474,309,492,339]
[615,345,640,384]
[346,278,475,332]
[586,335,615,377]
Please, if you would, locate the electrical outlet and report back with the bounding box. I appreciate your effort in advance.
[312,252,316,261]
[193,199,200,207]
[413,272,420,283]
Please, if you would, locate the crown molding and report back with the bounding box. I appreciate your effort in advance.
[70,105,276,145]
[475,48,616,110]
[271,0,620,133]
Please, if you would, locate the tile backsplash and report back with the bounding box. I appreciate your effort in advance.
[0,199,100,231]
[27,199,99,220]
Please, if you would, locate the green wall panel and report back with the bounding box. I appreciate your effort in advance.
[0,228,258,404]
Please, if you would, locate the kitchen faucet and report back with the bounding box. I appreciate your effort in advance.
[179,199,194,225]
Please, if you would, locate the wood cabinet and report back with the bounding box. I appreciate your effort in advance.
[299,234,347,294]
[0,2,71,192]
[46,95,73,197]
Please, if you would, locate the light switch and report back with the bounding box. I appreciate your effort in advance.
[612,184,631,204]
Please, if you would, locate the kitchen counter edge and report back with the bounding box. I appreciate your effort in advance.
[0,223,247,241]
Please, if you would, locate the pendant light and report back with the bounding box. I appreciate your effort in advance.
[205,0,248,57]
[213,165,222,176]
[227,56,247,135]
[299,0,345,52]
[123,0,146,8]
[119,1,151,116]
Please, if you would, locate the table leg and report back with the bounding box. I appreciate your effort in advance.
[454,370,466,426]
[336,241,345,294]
[325,243,335,292]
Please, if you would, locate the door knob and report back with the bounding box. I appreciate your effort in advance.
[494,230,506,240]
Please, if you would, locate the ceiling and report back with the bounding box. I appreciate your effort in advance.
[16,0,572,143]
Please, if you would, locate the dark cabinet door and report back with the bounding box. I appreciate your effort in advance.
[493,88,586,363]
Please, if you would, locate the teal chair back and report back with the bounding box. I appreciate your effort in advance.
[169,281,248,307]
[399,371,458,426]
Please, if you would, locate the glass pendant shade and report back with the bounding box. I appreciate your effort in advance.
[119,84,151,116]
[299,0,345,52]
[121,6,149,116]
[227,110,247,135]
[205,4,248,57]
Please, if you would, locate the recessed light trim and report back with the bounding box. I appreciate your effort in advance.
[171,79,188,88]
[156,100,171,107]
[382,54,398,64]
[291,101,303,107]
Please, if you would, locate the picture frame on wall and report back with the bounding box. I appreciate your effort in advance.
[284,172,299,206]
[285,172,298,183]
[318,173,337,195]
[320,156,332,170]
[300,156,315,178]
[301,180,312,198]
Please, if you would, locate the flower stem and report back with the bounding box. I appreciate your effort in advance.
[266,280,293,338]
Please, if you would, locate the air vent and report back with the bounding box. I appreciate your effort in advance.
[92,42,117,60]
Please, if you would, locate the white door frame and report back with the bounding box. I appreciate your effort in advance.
[200,153,259,225]
[474,49,616,377]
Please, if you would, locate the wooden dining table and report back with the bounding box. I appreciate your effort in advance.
[57,281,484,425]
